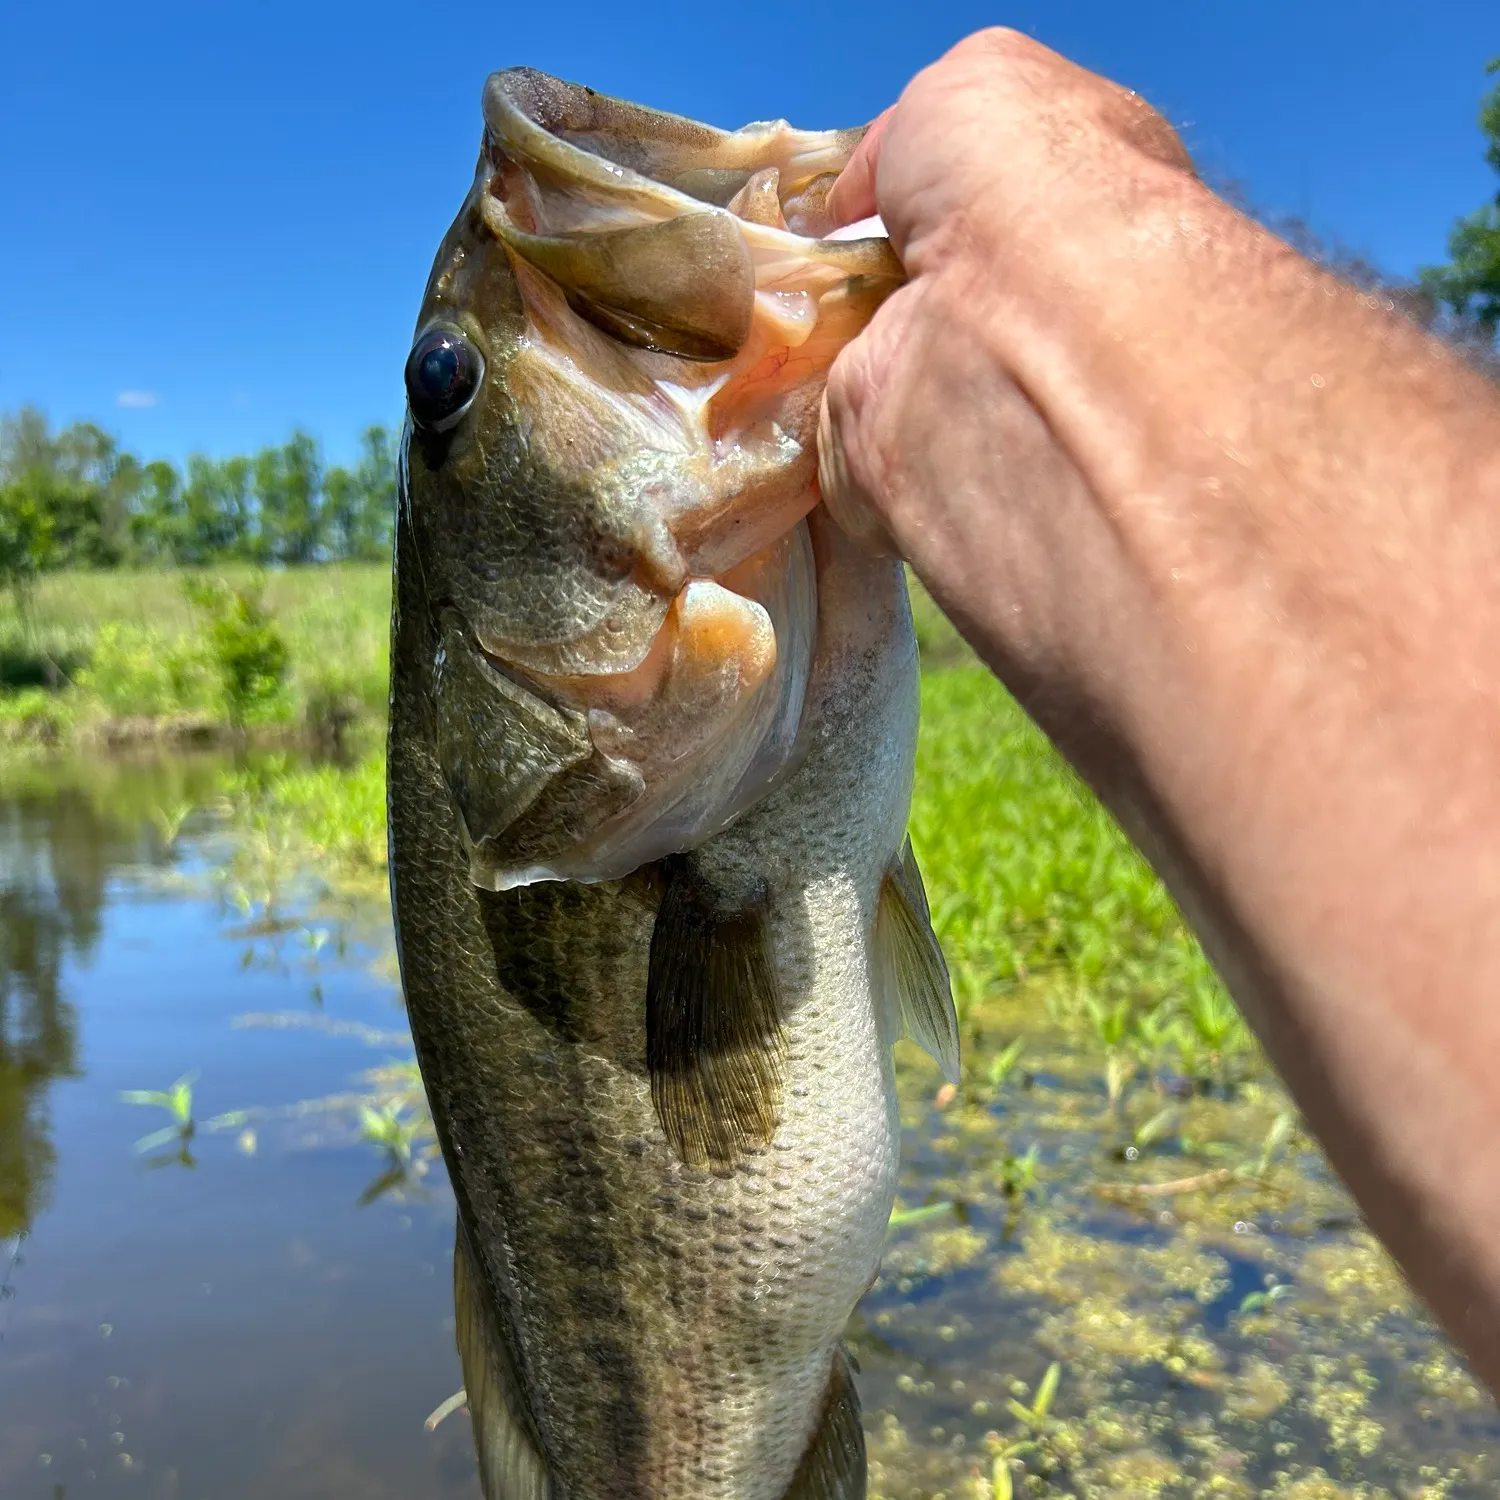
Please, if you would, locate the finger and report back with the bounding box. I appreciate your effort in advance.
[816,388,898,557]
[826,107,894,229]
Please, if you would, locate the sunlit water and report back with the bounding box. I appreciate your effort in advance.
[0,759,473,1499]
[3,756,1497,1500]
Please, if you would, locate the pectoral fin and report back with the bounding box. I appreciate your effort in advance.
[646,857,785,1166]
[874,840,960,1083]
[781,1350,865,1500]
[489,210,756,361]
[453,1221,553,1500]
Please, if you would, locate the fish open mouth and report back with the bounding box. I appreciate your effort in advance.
[418,69,905,891]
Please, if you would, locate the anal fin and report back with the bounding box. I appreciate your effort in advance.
[875,839,960,1083]
[782,1350,866,1500]
[647,856,785,1168]
[453,1220,553,1500]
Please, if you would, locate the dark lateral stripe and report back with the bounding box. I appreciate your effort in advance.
[646,857,785,1168]
[781,1350,866,1500]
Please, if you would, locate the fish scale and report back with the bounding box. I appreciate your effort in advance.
[390,68,958,1500]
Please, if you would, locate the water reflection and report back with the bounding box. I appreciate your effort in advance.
[1,796,105,1235]
[0,753,468,1499]
[3,752,1498,1498]
[0,757,233,1237]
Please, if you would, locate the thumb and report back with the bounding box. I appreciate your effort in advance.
[817,374,898,557]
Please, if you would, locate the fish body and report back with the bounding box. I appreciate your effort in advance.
[388,70,957,1500]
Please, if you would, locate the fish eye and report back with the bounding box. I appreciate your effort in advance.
[405,326,484,432]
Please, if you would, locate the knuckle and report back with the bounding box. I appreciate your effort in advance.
[957,26,1037,63]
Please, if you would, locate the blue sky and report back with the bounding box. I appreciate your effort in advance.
[2,0,1494,468]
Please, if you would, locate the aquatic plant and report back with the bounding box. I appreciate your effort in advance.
[997,1142,1041,1201]
[119,1071,197,1154]
[985,1036,1025,1092]
[987,1361,1064,1497]
[358,1101,420,1165]
[887,1200,956,1232]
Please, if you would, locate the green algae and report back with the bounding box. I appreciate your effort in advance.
[853,971,1499,1499]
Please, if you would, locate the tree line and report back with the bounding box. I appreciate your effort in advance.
[1420,58,1500,335]
[0,408,398,586]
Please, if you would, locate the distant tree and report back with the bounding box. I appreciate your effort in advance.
[181,454,254,563]
[0,409,396,574]
[322,463,360,562]
[353,424,398,558]
[254,430,324,565]
[325,424,397,561]
[130,459,187,563]
[0,407,55,481]
[0,408,128,568]
[1420,59,1500,336]
[0,473,56,608]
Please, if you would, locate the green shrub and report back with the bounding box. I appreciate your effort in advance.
[0,686,73,743]
[184,576,290,727]
[74,622,217,717]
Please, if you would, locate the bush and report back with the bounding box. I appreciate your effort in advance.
[184,576,290,727]
[74,622,218,717]
[0,686,73,743]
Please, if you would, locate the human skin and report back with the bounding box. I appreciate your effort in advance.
[817,27,1500,1388]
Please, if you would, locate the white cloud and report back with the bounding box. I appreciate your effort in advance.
[116,389,158,409]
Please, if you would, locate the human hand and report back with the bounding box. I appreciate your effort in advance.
[817,27,1201,697]
[819,29,1500,1408]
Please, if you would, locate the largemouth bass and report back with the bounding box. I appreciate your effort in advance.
[388,68,958,1500]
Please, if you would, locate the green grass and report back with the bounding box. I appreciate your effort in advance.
[911,662,1245,1066]
[0,564,390,740]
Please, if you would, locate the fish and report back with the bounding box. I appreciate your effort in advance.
[387,67,959,1500]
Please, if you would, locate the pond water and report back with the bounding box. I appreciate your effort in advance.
[1,756,1496,1500]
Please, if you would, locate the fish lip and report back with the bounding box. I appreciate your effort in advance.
[480,68,700,214]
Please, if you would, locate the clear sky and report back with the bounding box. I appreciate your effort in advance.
[2,0,1494,468]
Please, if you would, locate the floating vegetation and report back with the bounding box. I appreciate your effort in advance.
[118,1072,197,1157]
[857,987,1498,1499]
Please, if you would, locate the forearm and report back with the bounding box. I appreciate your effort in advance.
[940,173,1500,1375]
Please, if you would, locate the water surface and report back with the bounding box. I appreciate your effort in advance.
[2,755,1495,1500]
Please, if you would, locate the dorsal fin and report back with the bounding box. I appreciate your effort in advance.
[781,1349,866,1500]
[646,856,785,1166]
[453,1221,553,1500]
[874,839,960,1083]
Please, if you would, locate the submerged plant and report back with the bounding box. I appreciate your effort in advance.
[986,1036,1025,1092]
[1120,1105,1179,1162]
[998,1143,1041,1201]
[988,1362,1064,1496]
[1256,1108,1298,1178]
